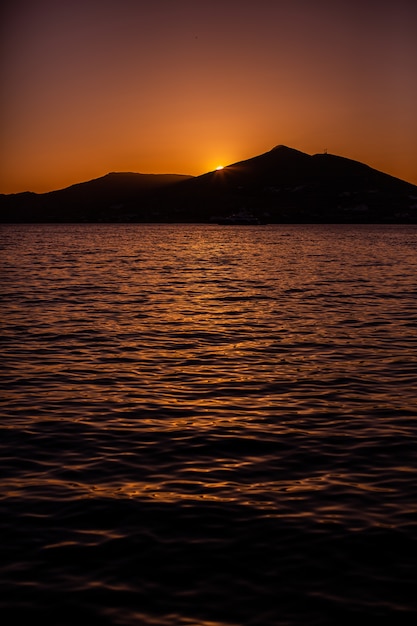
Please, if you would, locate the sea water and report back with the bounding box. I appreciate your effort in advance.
[1,223,417,625]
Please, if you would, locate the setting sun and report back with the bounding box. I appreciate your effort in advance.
[216,165,224,171]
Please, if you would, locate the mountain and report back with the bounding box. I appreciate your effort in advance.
[0,172,192,223]
[158,145,417,223]
[1,146,416,223]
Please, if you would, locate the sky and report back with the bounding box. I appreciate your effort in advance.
[1,0,416,193]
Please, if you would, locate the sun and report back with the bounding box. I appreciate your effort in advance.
[216,165,224,171]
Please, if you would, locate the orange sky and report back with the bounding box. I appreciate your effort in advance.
[1,0,416,194]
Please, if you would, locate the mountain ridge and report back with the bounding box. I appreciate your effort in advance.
[1,146,416,223]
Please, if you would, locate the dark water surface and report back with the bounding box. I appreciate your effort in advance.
[1,223,417,625]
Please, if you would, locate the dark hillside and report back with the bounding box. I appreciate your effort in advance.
[1,147,416,223]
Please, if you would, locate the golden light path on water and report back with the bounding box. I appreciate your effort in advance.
[1,223,417,626]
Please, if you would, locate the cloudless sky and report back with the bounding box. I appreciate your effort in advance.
[1,0,416,193]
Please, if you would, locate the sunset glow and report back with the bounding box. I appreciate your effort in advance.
[1,0,417,194]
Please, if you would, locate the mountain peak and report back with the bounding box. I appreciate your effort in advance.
[270,145,307,156]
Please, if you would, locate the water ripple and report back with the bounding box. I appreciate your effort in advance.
[1,224,417,625]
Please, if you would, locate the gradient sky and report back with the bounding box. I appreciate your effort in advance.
[1,0,416,193]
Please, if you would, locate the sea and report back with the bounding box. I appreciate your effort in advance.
[1,223,417,626]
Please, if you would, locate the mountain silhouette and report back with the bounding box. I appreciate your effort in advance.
[1,146,416,223]
[0,173,192,222]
